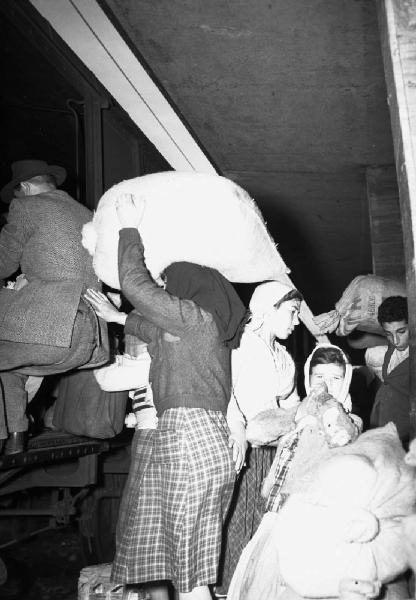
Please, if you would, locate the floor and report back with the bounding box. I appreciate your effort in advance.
[0,524,177,600]
[1,525,84,600]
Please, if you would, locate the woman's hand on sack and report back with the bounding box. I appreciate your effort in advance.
[338,579,381,600]
[84,289,127,325]
[115,193,145,228]
[228,423,247,473]
[294,399,318,431]
[14,273,29,291]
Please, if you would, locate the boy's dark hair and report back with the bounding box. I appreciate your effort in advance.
[309,346,347,375]
[274,288,303,310]
[377,296,408,326]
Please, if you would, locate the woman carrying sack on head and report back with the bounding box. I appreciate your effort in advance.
[86,193,247,600]
[217,281,303,597]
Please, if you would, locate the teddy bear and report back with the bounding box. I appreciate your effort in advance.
[246,383,358,450]
[297,384,359,448]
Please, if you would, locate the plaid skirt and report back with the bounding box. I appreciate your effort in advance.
[111,407,236,592]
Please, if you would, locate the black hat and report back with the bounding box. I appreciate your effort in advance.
[1,160,67,204]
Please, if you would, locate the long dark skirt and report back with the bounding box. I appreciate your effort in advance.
[217,445,276,595]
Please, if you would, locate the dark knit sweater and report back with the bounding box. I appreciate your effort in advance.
[120,228,231,416]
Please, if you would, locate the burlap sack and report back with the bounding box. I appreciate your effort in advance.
[314,275,406,336]
[82,171,289,288]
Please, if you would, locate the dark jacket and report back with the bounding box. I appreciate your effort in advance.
[0,190,104,349]
[370,344,410,442]
[120,228,231,416]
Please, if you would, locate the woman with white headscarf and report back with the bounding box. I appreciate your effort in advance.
[217,281,303,597]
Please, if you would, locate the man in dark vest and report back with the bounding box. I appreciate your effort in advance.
[370,295,410,446]
[0,160,109,454]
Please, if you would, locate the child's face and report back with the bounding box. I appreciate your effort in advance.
[381,319,409,351]
[266,298,301,339]
[310,363,345,400]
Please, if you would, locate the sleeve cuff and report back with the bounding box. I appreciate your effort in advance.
[125,310,142,335]
[119,228,140,242]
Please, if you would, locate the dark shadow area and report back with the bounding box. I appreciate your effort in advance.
[257,201,331,314]
[0,3,82,203]
[1,524,84,600]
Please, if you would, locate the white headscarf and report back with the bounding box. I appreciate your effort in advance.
[247,281,295,331]
[303,343,352,412]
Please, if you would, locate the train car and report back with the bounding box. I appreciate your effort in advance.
[0,0,415,592]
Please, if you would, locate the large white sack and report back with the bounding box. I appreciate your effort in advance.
[227,423,416,600]
[277,423,416,598]
[82,171,289,289]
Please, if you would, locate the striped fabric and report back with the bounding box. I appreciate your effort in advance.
[265,431,300,513]
[112,407,235,593]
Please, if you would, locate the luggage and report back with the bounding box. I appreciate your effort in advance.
[314,274,406,336]
[78,564,149,600]
[53,369,128,439]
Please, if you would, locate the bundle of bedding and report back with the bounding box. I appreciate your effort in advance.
[82,171,289,288]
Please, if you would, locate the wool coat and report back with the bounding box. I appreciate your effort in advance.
[0,190,107,354]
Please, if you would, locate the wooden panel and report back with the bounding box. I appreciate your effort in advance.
[102,107,140,193]
[366,165,405,280]
[378,0,416,439]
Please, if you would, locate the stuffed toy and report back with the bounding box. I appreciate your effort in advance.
[246,384,358,450]
[296,384,359,448]
[81,171,289,289]
[227,423,416,600]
